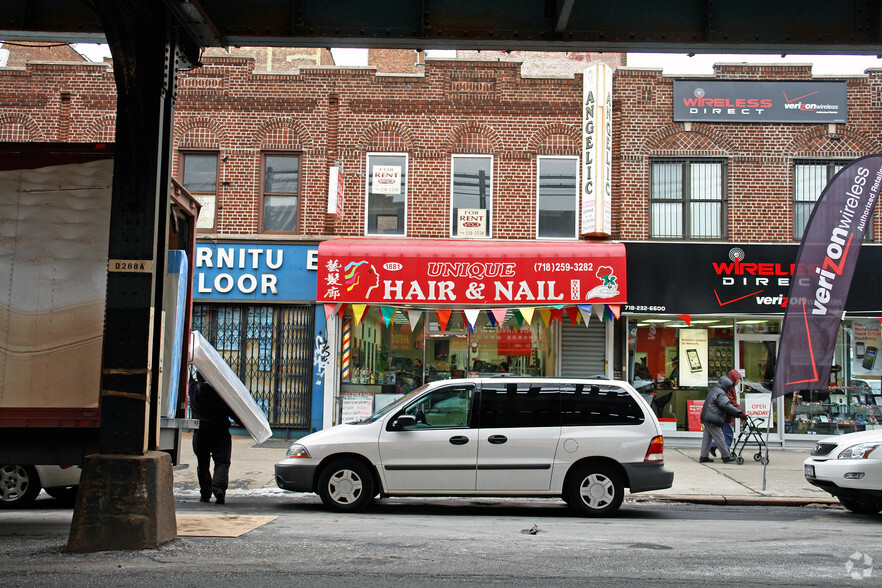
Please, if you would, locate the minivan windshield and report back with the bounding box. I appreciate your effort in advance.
[357,384,431,424]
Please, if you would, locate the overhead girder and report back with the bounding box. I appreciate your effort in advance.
[1,0,882,56]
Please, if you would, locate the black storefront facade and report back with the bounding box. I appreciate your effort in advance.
[622,241,882,445]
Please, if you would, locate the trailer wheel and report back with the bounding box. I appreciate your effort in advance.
[0,464,41,508]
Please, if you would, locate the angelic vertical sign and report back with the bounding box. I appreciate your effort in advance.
[581,63,612,237]
[773,155,882,398]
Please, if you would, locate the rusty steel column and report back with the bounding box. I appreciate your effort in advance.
[68,0,183,552]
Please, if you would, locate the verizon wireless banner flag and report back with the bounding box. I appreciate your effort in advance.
[774,155,882,398]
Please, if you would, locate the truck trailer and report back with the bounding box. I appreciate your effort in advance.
[0,143,199,506]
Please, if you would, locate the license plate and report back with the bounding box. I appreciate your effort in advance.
[804,464,815,479]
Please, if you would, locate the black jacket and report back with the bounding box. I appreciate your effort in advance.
[189,378,237,428]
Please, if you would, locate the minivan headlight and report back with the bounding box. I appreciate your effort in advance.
[286,444,311,459]
[837,442,882,460]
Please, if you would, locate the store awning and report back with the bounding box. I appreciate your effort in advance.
[316,238,626,307]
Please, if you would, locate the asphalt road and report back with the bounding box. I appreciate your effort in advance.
[1,492,879,586]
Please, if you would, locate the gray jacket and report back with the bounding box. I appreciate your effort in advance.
[700,376,742,426]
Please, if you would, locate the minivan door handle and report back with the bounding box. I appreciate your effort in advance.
[449,435,470,445]
[488,435,508,444]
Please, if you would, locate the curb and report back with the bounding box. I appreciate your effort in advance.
[645,494,840,507]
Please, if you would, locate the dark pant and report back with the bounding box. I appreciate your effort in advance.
[711,422,735,451]
[193,424,232,500]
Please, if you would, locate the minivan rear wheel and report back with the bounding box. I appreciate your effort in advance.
[566,464,624,517]
[318,458,374,513]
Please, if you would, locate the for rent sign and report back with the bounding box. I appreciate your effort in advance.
[674,80,847,123]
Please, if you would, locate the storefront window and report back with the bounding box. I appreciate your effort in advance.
[786,319,882,436]
[193,303,316,428]
[628,316,735,431]
[628,315,882,436]
[340,307,554,400]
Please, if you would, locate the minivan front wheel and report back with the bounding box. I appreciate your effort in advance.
[318,459,374,512]
[566,464,624,517]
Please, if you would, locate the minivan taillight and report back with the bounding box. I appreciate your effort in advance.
[644,435,664,462]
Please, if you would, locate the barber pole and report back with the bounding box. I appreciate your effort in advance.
[341,319,352,381]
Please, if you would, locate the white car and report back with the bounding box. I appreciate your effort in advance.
[0,464,81,508]
[275,377,673,517]
[804,429,882,514]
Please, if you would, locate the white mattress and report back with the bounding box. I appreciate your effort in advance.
[190,330,272,444]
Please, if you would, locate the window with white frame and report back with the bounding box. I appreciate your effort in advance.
[794,160,842,241]
[181,152,218,231]
[537,156,578,239]
[451,155,492,238]
[795,160,873,241]
[650,158,726,239]
[366,153,407,235]
[262,153,300,233]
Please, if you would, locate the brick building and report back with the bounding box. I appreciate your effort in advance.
[3,44,881,440]
[614,63,882,440]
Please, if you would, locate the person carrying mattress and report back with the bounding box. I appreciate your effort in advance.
[189,370,239,504]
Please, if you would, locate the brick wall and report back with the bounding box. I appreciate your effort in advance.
[3,52,882,244]
[614,64,882,242]
[369,49,423,74]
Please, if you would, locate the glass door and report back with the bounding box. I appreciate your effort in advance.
[735,331,779,437]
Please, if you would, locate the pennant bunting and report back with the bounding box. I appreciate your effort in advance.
[677,314,691,326]
[351,304,367,325]
[565,306,581,326]
[337,303,348,319]
[463,308,481,333]
[550,308,563,323]
[578,305,593,326]
[407,309,423,332]
[538,308,552,327]
[491,308,508,326]
[436,309,452,333]
[486,309,497,327]
[380,306,395,327]
[323,303,338,320]
[593,304,604,321]
[519,307,535,326]
[513,309,524,328]
[607,304,621,320]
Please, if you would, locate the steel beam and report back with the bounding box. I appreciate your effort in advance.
[0,0,881,55]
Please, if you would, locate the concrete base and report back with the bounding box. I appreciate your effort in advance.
[68,451,176,552]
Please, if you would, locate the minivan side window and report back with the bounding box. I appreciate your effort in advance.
[478,382,561,428]
[560,384,645,426]
[401,385,474,429]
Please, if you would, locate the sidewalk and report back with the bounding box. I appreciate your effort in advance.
[172,433,838,506]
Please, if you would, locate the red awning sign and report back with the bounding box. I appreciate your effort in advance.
[316,238,627,306]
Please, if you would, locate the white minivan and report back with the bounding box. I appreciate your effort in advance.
[275,377,673,517]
